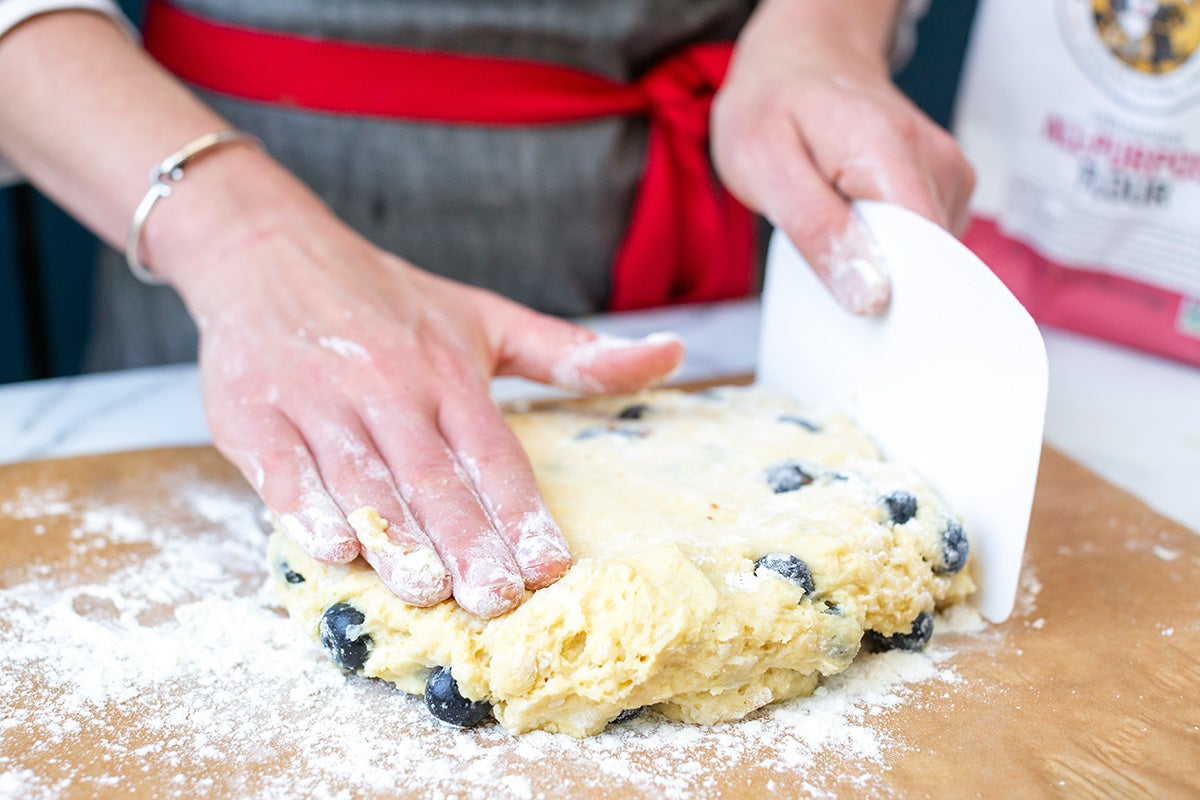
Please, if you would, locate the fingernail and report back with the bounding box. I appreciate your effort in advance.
[830,256,891,315]
[638,331,684,348]
[513,509,571,588]
[382,547,452,605]
[822,219,891,315]
[456,558,525,619]
[350,507,451,605]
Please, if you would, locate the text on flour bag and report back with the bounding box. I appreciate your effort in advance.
[953,0,1200,366]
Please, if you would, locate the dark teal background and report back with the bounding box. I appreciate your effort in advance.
[0,0,977,385]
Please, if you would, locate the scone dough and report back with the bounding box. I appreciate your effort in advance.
[269,387,974,737]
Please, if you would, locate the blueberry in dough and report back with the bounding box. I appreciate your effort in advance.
[864,611,934,652]
[883,490,918,525]
[319,603,372,671]
[754,553,816,596]
[935,521,969,575]
[617,404,649,420]
[765,460,814,494]
[276,560,305,584]
[424,666,492,727]
[777,414,820,432]
[612,706,645,724]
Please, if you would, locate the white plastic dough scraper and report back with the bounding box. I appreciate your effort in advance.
[756,201,1048,623]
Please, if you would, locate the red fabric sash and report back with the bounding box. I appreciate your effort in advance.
[142,0,755,311]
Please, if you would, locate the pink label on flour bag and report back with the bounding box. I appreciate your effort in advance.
[953,0,1200,366]
[965,217,1200,365]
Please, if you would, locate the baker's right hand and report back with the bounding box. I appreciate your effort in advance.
[157,158,683,619]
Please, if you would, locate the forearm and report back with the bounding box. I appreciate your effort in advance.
[0,10,324,293]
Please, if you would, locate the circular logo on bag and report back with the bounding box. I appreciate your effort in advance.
[1094,0,1200,73]
[1060,0,1200,112]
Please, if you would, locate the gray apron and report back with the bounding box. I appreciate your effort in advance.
[86,0,757,371]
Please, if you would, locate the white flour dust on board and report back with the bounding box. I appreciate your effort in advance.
[1,481,986,800]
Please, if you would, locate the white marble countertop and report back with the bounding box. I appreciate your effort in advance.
[2,298,1197,534]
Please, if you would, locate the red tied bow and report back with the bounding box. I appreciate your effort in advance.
[143,0,755,310]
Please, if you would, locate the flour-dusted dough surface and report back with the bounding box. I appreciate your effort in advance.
[269,387,974,737]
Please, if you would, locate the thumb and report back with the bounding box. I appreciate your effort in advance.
[767,160,892,317]
[487,298,685,394]
[720,112,891,317]
[805,209,892,317]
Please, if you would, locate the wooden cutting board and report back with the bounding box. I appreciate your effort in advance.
[1,445,1197,799]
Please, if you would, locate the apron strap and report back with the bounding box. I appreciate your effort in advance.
[142,0,755,310]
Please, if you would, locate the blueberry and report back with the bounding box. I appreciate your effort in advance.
[826,637,854,662]
[754,553,815,596]
[765,460,814,494]
[612,706,645,724]
[319,603,371,671]
[935,521,969,575]
[883,491,918,525]
[864,611,934,652]
[424,666,492,727]
[276,560,305,584]
[617,404,649,420]
[576,423,648,440]
[777,414,820,432]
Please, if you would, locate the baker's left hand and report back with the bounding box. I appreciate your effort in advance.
[711,0,975,315]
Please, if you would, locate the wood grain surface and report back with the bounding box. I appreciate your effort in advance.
[1,445,1197,799]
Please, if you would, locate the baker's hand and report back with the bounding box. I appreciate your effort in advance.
[0,5,684,618]
[711,0,975,315]
[173,207,682,619]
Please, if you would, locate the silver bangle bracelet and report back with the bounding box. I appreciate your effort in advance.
[124,130,263,285]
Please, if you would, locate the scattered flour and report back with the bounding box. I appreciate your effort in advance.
[1014,566,1043,617]
[1152,545,1180,562]
[1,483,985,800]
[0,484,73,519]
[317,336,368,359]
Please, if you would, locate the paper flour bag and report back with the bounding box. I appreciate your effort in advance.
[954,0,1200,365]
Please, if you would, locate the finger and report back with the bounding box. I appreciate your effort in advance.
[920,125,976,238]
[548,330,686,394]
[829,149,950,231]
[941,144,977,237]
[210,403,360,564]
[831,133,976,240]
[811,107,975,239]
[348,506,452,607]
[484,296,685,393]
[741,114,891,315]
[294,409,451,606]
[439,393,571,590]
[361,397,525,619]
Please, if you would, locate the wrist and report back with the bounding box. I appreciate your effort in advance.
[137,140,331,296]
[124,131,262,285]
[745,0,902,76]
